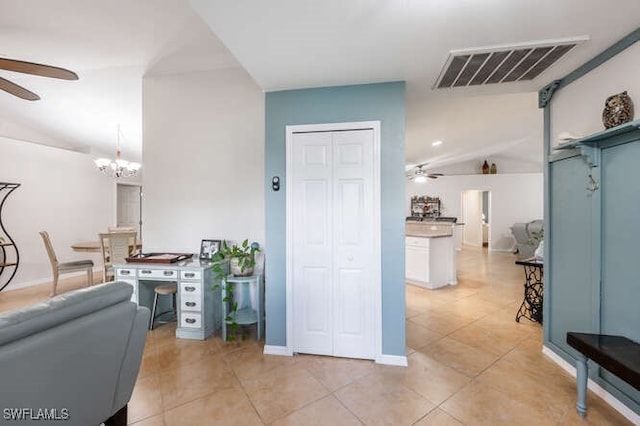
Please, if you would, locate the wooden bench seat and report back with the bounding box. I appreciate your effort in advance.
[566,332,640,417]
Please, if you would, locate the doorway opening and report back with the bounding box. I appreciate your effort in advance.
[461,189,491,251]
[116,184,142,241]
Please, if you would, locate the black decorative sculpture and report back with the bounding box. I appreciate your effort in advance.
[0,183,20,292]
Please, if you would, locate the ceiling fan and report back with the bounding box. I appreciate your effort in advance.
[407,164,443,182]
[0,58,78,101]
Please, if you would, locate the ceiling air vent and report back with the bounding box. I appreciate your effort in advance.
[434,36,588,89]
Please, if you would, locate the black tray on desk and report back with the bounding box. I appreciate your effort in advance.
[126,252,193,264]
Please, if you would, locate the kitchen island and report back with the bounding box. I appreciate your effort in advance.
[405,222,457,289]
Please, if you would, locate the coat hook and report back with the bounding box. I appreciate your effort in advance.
[587,174,599,192]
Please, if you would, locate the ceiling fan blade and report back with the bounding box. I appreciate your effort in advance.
[427,175,439,179]
[0,58,78,80]
[0,77,40,101]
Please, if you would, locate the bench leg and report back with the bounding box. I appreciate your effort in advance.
[576,353,588,417]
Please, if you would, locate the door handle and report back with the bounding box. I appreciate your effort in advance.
[347,256,354,262]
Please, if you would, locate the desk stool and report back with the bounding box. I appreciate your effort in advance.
[149,283,177,330]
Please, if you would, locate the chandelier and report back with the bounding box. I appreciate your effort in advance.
[94,126,141,178]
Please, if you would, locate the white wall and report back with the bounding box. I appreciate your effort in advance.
[0,136,115,288]
[551,42,640,144]
[142,67,265,253]
[407,173,543,251]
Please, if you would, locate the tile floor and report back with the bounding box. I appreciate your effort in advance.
[0,247,633,425]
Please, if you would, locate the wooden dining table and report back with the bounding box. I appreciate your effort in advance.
[71,239,142,253]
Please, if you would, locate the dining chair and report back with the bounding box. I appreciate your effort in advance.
[99,233,113,282]
[39,231,94,297]
[99,231,137,282]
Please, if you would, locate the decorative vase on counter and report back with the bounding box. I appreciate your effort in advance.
[490,163,497,174]
[482,160,490,174]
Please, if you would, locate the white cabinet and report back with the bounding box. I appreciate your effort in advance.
[405,236,456,289]
[406,237,430,284]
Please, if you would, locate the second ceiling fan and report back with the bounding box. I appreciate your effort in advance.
[0,57,78,101]
[408,164,443,182]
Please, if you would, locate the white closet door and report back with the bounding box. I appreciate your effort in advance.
[291,131,333,355]
[291,129,375,359]
[332,129,375,359]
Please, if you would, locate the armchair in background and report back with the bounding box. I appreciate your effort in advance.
[510,220,543,260]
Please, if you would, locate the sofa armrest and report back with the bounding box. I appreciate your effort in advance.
[112,306,150,413]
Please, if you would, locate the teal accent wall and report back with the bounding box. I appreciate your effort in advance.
[541,28,640,417]
[265,82,406,356]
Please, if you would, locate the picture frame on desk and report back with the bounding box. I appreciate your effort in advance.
[199,239,221,260]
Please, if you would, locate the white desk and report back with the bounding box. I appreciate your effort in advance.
[113,259,226,340]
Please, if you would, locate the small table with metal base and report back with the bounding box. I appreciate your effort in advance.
[515,258,543,324]
[221,274,264,341]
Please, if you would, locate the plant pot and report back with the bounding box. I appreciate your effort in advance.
[230,257,253,277]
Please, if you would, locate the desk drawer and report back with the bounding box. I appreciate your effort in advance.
[116,268,136,278]
[180,312,201,328]
[180,270,201,280]
[180,295,201,312]
[138,268,178,280]
[180,281,202,296]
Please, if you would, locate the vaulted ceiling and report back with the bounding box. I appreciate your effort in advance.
[2,0,640,170]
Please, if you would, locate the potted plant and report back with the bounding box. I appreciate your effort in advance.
[216,239,260,277]
[211,239,260,341]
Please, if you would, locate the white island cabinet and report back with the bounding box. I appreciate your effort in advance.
[405,222,457,289]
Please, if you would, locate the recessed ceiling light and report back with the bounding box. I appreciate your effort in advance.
[432,140,443,147]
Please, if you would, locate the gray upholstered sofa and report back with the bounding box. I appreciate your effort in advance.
[0,282,149,426]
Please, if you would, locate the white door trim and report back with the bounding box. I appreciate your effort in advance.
[285,121,382,360]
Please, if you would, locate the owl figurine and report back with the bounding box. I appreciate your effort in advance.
[602,91,634,129]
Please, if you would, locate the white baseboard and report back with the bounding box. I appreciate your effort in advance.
[3,268,103,292]
[542,345,640,424]
[263,345,292,357]
[488,248,513,253]
[376,354,408,367]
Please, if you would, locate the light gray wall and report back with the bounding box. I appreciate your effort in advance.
[0,136,115,288]
[551,42,640,144]
[142,67,265,254]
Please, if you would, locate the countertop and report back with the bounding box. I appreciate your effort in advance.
[406,222,454,238]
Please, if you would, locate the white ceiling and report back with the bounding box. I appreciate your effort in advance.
[0,0,237,160]
[2,0,640,170]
